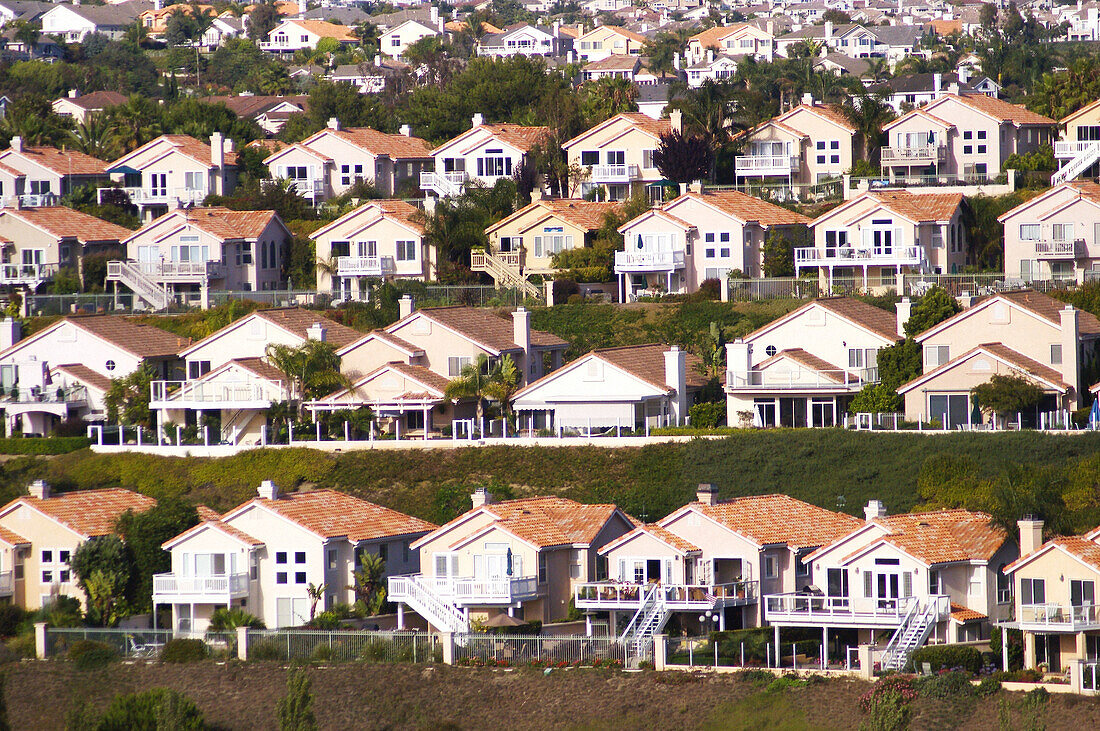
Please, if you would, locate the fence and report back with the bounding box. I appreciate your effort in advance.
[664,635,852,671]
[45,627,177,659]
[452,633,632,668]
[709,180,843,203]
[245,629,440,663]
[724,277,822,302]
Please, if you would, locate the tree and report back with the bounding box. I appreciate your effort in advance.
[265,340,349,416]
[482,354,520,418]
[667,79,737,180]
[115,498,199,613]
[761,230,796,277]
[917,454,986,510]
[579,77,638,125]
[444,354,517,432]
[971,374,1045,420]
[11,20,39,52]
[348,551,387,615]
[903,286,961,338]
[70,535,133,626]
[850,383,902,414]
[876,338,921,392]
[105,364,156,428]
[278,670,318,731]
[841,88,894,164]
[986,465,1072,542]
[306,583,325,621]
[248,2,279,42]
[652,130,713,184]
[164,9,194,47]
[207,607,265,631]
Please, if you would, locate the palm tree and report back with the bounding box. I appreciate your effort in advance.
[306,582,326,621]
[109,95,163,154]
[265,340,350,419]
[482,354,519,419]
[189,5,218,88]
[444,354,518,434]
[348,551,387,615]
[841,88,896,165]
[68,113,118,161]
[671,79,737,179]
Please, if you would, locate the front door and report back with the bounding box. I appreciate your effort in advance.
[876,572,900,610]
[150,173,167,197]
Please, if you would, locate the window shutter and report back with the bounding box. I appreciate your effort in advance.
[619,559,626,581]
[864,571,872,598]
[903,572,912,598]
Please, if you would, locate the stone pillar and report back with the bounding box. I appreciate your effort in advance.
[34,622,47,659]
[654,633,667,671]
[237,626,249,660]
[1024,631,1037,669]
[441,632,455,665]
[545,279,555,307]
[857,643,874,680]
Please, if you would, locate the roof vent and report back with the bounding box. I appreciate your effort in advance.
[28,479,49,500]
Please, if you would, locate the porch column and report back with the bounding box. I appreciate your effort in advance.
[423,406,429,441]
[618,273,624,303]
[719,610,725,631]
[827,266,833,294]
[586,613,592,637]
[822,626,828,670]
[1002,630,1009,671]
[774,625,780,668]
[666,270,672,294]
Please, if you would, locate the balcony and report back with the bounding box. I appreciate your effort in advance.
[417,575,541,605]
[98,186,208,207]
[765,593,951,628]
[725,368,874,391]
[2,384,86,405]
[151,572,249,602]
[0,262,57,287]
[614,249,685,272]
[1033,239,1078,259]
[421,171,468,198]
[1015,603,1100,631]
[794,245,924,269]
[589,164,641,183]
[0,193,58,208]
[574,580,758,610]
[734,154,800,177]
[1055,140,1100,159]
[133,260,224,282]
[150,378,287,409]
[881,145,947,165]
[335,256,395,277]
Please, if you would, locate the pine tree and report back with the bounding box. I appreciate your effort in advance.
[277,670,318,731]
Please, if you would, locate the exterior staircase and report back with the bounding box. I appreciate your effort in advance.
[619,585,671,662]
[882,598,941,671]
[470,249,540,298]
[1052,143,1100,185]
[105,260,168,310]
[388,575,469,635]
[421,172,466,198]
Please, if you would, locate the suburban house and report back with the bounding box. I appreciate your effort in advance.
[477,198,622,292]
[999,181,1100,284]
[261,19,357,54]
[422,115,547,199]
[476,23,565,57]
[1053,97,1100,185]
[0,314,185,436]
[776,22,923,63]
[616,188,811,301]
[574,25,646,62]
[724,297,903,428]
[154,481,435,633]
[328,59,405,95]
[311,199,433,299]
[101,134,239,220]
[1001,518,1100,674]
[881,94,1056,184]
[197,95,309,136]
[686,22,777,64]
[0,137,110,207]
[389,489,636,630]
[512,344,706,432]
[51,90,127,124]
[766,501,1014,671]
[138,3,215,37]
[107,207,292,310]
[562,112,673,202]
[870,70,1000,114]
[311,299,568,435]
[576,489,862,646]
[898,290,1100,427]
[0,480,156,610]
[686,53,745,88]
[733,96,861,190]
[800,191,967,290]
[149,308,360,445]
[263,119,432,202]
[380,18,443,59]
[39,2,143,42]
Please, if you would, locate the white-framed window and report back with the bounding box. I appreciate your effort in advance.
[1053,223,1074,241]
[996,564,1011,604]
[276,597,309,627]
[396,240,416,261]
[183,171,205,191]
[447,356,471,376]
[924,345,950,369]
[1051,344,1063,365]
[340,163,364,186]
[764,555,779,579]
[40,548,71,584]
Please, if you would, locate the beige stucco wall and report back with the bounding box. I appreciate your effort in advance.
[313,207,431,293]
[487,212,590,275]
[183,315,305,374]
[389,313,528,383]
[0,502,85,610]
[0,214,71,269]
[1002,191,1100,281]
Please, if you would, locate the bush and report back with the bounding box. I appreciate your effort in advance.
[0,437,91,454]
[916,670,976,699]
[160,638,208,663]
[977,676,1002,697]
[0,604,25,637]
[697,278,721,300]
[908,644,982,674]
[5,634,34,659]
[688,401,726,429]
[68,639,118,670]
[249,638,286,661]
[96,688,203,731]
[278,669,317,730]
[207,607,265,631]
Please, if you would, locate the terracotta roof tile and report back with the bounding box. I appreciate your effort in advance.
[196,505,222,522]
[285,19,356,41]
[869,510,1008,565]
[593,344,709,391]
[489,199,622,235]
[690,494,862,550]
[863,191,964,222]
[950,603,986,622]
[0,526,28,546]
[144,207,279,241]
[995,290,1100,336]
[690,24,744,47]
[12,487,155,537]
[62,315,189,359]
[815,297,901,341]
[255,308,362,348]
[473,497,629,549]
[686,190,812,226]
[641,524,700,553]
[403,307,567,351]
[231,357,289,383]
[3,147,109,176]
[614,112,672,139]
[59,91,127,111]
[257,489,436,541]
[950,93,1056,126]
[332,127,433,159]
[2,206,132,242]
[152,134,239,167]
[754,348,851,382]
[978,342,1070,389]
[479,124,548,152]
[53,363,113,392]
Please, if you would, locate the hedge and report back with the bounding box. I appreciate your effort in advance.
[907,644,983,674]
[0,437,91,455]
[159,638,208,663]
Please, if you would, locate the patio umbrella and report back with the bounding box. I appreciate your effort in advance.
[482,613,525,628]
[752,407,763,428]
[1090,397,1100,430]
[970,394,981,426]
[506,547,513,577]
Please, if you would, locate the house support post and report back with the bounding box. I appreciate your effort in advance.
[237,626,249,660]
[441,632,455,665]
[822,626,828,670]
[396,603,404,630]
[774,625,780,669]
[1002,630,1009,671]
[34,622,47,659]
[423,406,429,441]
[654,633,667,671]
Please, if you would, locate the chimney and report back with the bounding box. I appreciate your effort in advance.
[0,317,21,351]
[530,187,542,202]
[674,51,681,70]
[306,321,327,341]
[430,4,438,22]
[27,479,50,500]
[10,136,21,153]
[374,54,381,66]
[327,117,341,130]
[471,486,492,508]
[399,123,412,137]
[933,72,942,94]
[802,92,813,107]
[696,483,718,506]
[1061,304,1081,406]
[958,66,970,85]
[257,480,279,500]
[725,340,752,382]
[154,0,161,10]
[512,306,531,362]
[948,82,961,95]
[68,89,79,99]
[864,499,887,521]
[670,109,683,134]
[706,49,713,63]
[1018,516,1044,556]
[895,297,912,338]
[664,345,688,425]
[824,20,833,40]
[210,132,225,170]
[471,112,484,128]
[398,294,415,319]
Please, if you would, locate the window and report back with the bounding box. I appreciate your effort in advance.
[448,356,471,377]
[379,543,388,562]
[1051,344,1063,365]
[963,145,973,155]
[963,131,973,140]
[396,240,416,261]
[924,345,950,369]
[827,568,849,598]
[295,571,307,584]
[1053,223,1074,241]
[796,555,809,577]
[976,145,987,154]
[1071,579,1095,607]
[642,149,655,168]
[276,572,288,584]
[327,550,337,570]
[295,551,306,564]
[340,164,364,186]
[183,171,204,191]
[105,360,116,372]
[997,564,1011,604]
[825,230,848,250]
[276,552,287,564]
[237,242,252,265]
[977,130,987,140]
[1020,577,1045,605]
[477,154,511,177]
[929,569,941,594]
[538,553,547,583]
[764,555,779,579]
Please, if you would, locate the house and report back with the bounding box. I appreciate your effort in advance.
[107,207,292,310]
[577,489,862,643]
[379,18,441,59]
[311,199,434,299]
[686,22,777,64]
[150,308,360,444]
[1001,518,1100,674]
[616,187,812,301]
[197,95,309,136]
[574,25,646,63]
[685,52,745,88]
[998,181,1100,284]
[478,198,622,289]
[328,58,405,95]
[389,488,636,630]
[881,94,1056,184]
[0,205,132,296]
[799,191,967,291]
[776,22,923,63]
[724,297,903,428]
[476,23,564,58]
[512,344,707,432]
[422,115,547,199]
[100,134,239,220]
[734,95,861,190]
[51,90,127,125]
[0,137,110,207]
[39,1,147,43]
[871,70,1000,115]
[263,118,432,202]
[154,481,436,632]
[812,53,871,79]
[897,290,1100,427]
[261,19,357,54]
[562,112,673,202]
[636,83,672,120]
[138,3,215,37]
[0,314,185,436]
[311,298,568,434]
[1052,98,1100,185]
[0,480,155,610]
[765,501,1014,670]
[580,54,646,83]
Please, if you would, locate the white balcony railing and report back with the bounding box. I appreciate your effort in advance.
[133,260,224,280]
[574,580,757,609]
[1017,603,1100,629]
[0,262,57,285]
[335,255,395,277]
[152,572,249,599]
[881,145,947,164]
[150,378,286,406]
[420,171,468,197]
[614,249,685,272]
[726,367,875,390]
[2,384,86,405]
[590,164,641,182]
[0,193,58,208]
[421,575,540,604]
[1033,239,1078,258]
[1055,140,1100,158]
[765,593,951,626]
[102,187,208,206]
[794,245,924,267]
[734,154,800,175]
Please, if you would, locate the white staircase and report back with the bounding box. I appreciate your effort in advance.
[470,250,540,298]
[388,575,468,634]
[105,260,168,310]
[1052,144,1100,185]
[882,598,941,671]
[421,172,465,198]
[619,585,670,661]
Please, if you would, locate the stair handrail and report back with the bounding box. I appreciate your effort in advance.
[1052,143,1100,185]
[406,575,467,633]
[618,584,656,643]
[473,248,540,298]
[882,598,920,664]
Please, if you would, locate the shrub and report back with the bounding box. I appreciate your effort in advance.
[977,676,1002,697]
[858,675,919,714]
[153,689,204,731]
[208,607,265,631]
[859,687,912,731]
[916,670,976,699]
[0,437,91,455]
[0,605,25,638]
[68,639,118,670]
[160,638,208,663]
[249,638,286,661]
[688,401,726,429]
[96,688,204,731]
[908,644,982,675]
[697,278,721,300]
[277,669,317,731]
[5,634,34,659]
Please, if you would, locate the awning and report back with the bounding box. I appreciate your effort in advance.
[107,165,141,175]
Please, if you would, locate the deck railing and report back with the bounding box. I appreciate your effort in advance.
[1018,603,1100,629]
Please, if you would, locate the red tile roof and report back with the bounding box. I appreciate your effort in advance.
[9,487,155,537]
[479,124,548,152]
[863,191,964,222]
[332,128,433,159]
[405,307,567,351]
[155,134,239,167]
[951,93,1056,126]
[592,344,708,391]
[6,147,109,176]
[815,298,901,341]
[689,494,862,550]
[755,348,850,382]
[867,510,1008,565]
[254,308,362,348]
[58,91,127,111]
[641,524,700,553]
[0,526,28,546]
[467,496,631,549]
[3,206,132,242]
[53,363,113,392]
[61,315,189,359]
[686,189,812,226]
[147,207,280,241]
[255,489,436,541]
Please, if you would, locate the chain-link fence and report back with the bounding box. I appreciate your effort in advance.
[453,633,630,668]
[245,629,440,663]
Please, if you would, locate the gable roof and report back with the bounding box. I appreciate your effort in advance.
[237,488,436,541]
[944,93,1056,126]
[253,308,361,348]
[0,206,132,242]
[326,127,433,160]
[280,18,356,41]
[746,297,900,343]
[1006,535,1100,574]
[110,134,238,171]
[132,207,281,242]
[1,146,108,176]
[486,199,621,235]
[336,329,424,358]
[318,360,451,403]
[591,344,707,391]
[230,357,288,383]
[914,290,1100,341]
[754,348,850,382]
[823,191,963,226]
[852,509,1008,566]
[56,90,127,111]
[563,112,672,150]
[898,342,1069,395]
[3,487,155,538]
[434,496,632,550]
[477,123,548,152]
[674,189,812,226]
[394,307,566,351]
[52,363,113,392]
[162,519,263,550]
[600,523,700,555]
[777,103,858,134]
[675,494,862,551]
[18,315,187,360]
[311,199,424,240]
